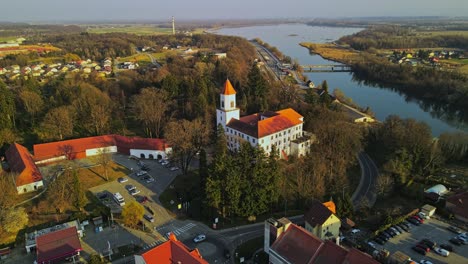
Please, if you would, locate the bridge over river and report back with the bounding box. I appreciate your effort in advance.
[301,64,351,72]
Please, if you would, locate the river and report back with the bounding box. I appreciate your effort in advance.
[214,24,467,136]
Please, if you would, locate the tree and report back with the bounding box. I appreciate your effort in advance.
[0,173,17,209]
[375,173,394,198]
[19,90,44,126]
[72,170,86,211]
[94,148,113,181]
[88,254,109,264]
[0,207,28,234]
[164,118,210,175]
[130,88,170,138]
[246,64,268,113]
[0,81,15,129]
[122,201,144,227]
[38,106,74,140]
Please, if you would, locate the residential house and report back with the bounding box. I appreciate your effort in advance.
[213,52,227,59]
[264,218,378,264]
[217,79,314,158]
[5,143,44,194]
[446,191,468,223]
[134,233,208,264]
[339,103,375,123]
[304,200,341,240]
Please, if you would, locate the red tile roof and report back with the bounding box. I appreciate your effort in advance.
[36,227,82,264]
[270,223,378,264]
[446,191,468,220]
[33,135,168,161]
[5,143,43,187]
[227,108,303,138]
[221,79,236,95]
[140,233,208,264]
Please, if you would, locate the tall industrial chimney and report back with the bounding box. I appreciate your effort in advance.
[172,16,175,35]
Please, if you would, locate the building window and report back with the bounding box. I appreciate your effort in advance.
[261,139,264,143]
[221,101,224,108]
[271,136,273,140]
[253,139,256,143]
[230,101,234,108]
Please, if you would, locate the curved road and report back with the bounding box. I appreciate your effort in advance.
[352,152,379,208]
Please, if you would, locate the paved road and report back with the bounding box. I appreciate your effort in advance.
[352,152,379,208]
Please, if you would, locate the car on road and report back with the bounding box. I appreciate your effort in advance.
[193,234,206,243]
[130,189,140,196]
[117,177,128,183]
[126,185,136,191]
[143,214,154,223]
[412,246,426,255]
[434,247,450,257]
[169,166,179,171]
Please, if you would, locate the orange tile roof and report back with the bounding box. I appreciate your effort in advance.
[5,143,43,187]
[221,79,236,95]
[323,201,336,214]
[227,108,303,138]
[140,233,208,264]
[304,200,334,227]
[446,191,468,220]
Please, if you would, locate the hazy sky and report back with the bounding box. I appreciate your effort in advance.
[1,0,467,22]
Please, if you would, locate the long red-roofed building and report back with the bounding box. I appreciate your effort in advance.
[4,143,43,194]
[216,79,314,158]
[33,134,171,164]
[134,233,208,264]
[36,226,82,264]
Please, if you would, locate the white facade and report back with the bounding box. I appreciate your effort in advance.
[85,146,118,157]
[217,87,312,158]
[216,92,239,131]
[130,149,167,160]
[17,180,44,194]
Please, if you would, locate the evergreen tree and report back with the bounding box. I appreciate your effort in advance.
[246,65,268,113]
[72,170,86,211]
[0,81,16,129]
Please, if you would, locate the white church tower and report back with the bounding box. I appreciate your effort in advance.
[216,79,240,130]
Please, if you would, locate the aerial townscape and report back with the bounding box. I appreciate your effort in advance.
[1,1,468,264]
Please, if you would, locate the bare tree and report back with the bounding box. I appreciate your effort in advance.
[375,173,394,198]
[94,148,113,181]
[164,118,210,175]
[0,172,18,209]
[38,106,74,140]
[131,88,170,138]
[19,90,44,125]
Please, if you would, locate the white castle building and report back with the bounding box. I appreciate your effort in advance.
[216,79,313,158]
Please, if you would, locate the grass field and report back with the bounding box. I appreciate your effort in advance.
[87,25,173,35]
[299,42,361,64]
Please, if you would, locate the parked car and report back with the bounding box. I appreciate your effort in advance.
[412,246,427,255]
[141,166,150,171]
[351,229,361,234]
[401,221,412,228]
[394,225,405,233]
[126,185,136,191]
[456,235,468,244]
[193,234,206,243]
[169,166,179,171]
[145,206,154,215]
[434,247,450,257]
[416,244,430,252]
[390,227,400,235]
[398,224,409,232]
[130,189,140,196]
[143,214,154,223]
[386,229,397,237]
[224,249,231,259]
[145,177,155,183]
[440,244,453,252]
[421,239,436,249]
[375,237,385,245]
[97,192,108,200]
[412,215,424,223]
[136,171,147,176]
[447,226,462,234]
[378,234,389,241]
[117,177,128,183]
[407,218,420,225]
[418,212,430,219]
[449,238,463,245]
[382,231,393,238]
[420,260,433,264]
[137,196,149,204]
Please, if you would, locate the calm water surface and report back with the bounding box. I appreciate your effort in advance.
[215,24,467,136]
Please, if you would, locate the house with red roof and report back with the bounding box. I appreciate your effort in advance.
[216,79,314,158]
[33,135,171,164]
[4,143,43,194]
[134,233,208,264]
[264,218,378,264]
[304,200,341,240]
[35,226,82,264]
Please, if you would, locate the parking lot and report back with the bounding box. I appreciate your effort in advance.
[374,217,468,264]
[89,154,180,228]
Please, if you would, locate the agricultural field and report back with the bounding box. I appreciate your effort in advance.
[417,30,468,37]
[86,25,173,35]
[0,44,60,56]
[299,42,362,64]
